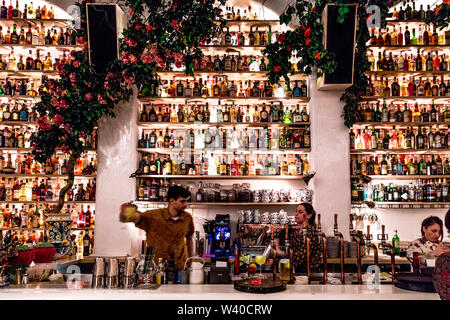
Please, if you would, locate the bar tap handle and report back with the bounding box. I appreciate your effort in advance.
[317,214,327,284]
[380,224,395,281]
[349,214,354,233]
[270,226,277,280]
[366,225,378,267]
[348,214,362,284]
[333,213,345,284]
[284,225,295,284]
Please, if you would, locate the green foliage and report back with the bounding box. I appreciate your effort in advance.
[120,0,226,96]
[17,244,33,251]
[33,242,55,249]
[263,0,337,85]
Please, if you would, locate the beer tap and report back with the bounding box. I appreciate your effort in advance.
[302,222,311,284]
[365,225,378,268]
[262,225,278,280]
[379,225,395,281]
[333,213,345,284]
[317,214,327,284]
[284,225,295,284]
[349,214,362,284]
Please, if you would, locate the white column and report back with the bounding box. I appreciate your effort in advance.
[94,92,143,256]
[309,75,351,239]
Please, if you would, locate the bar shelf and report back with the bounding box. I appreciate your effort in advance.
[136,147,311,154]
[352,201,450,209]
[0,70,59,78]
[134,174,306,180]
[365,71,450,77]
[0,18,72,28]
[0,174,96,179]
[0,201,96,204]
[134,201,302,207]
[351,175,450,180]
[137,121,310,128]
[0,227,44,231]
[360,96,450,102]
[0,95,41,101]
[137,96,310,104]
[352,121,450,128]
[350,148,450,155]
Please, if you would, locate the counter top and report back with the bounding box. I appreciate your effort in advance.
[0,282,438,300]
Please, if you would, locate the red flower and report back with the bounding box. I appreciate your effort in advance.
[134,23,142,30]
[146,25,155,33]
[305,38,312,46]
[85,93,93,101]
[304,28,311,38]
[129,54,138,64]
[273,66,281,73]
[312,6,317,12]
[170,19,180,30]
[106,72,114,80]
[314,52,322,60]
[97,94,107,104]
[73,60,80,67]
[37,116,52,131]
[286,45,291,52]
[128,7,134,16]
[60,100,69,109]
[299,25,306,31]
[69,73,77,82]
[124,37,137,47]
[51,98,59,107]
[276,33,286,43]
[54,114,65,125]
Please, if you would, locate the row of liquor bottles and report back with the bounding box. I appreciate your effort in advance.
[0,203,95,229]
[366,76,449,97]
[1,50,62,72]
[368,51,448,72]
[221,5,262,21]
[352,179,450,203]
[0,152,97,175]
[0,101,36,121]
[137,153,309,177]
[201,27,277,47]
[350,126,450,150]
[0,126,97,150]
[139,103,309,124]
[191,55,271,73]
[391,1,434,21]
[0,177,96,202]
[138,127,311,151]
[0,24,77,46]
[0,77,40,96]
[369,26,447,47]
[161,78,308,99]
[351,154,450,176]
[355,102,449,123]
[0,1,56,20]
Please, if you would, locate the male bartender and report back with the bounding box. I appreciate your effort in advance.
[119,185,194,270]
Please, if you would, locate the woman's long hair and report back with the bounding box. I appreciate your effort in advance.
[421,216,444,241]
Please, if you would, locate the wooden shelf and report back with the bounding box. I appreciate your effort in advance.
[0,147,96,153]
[0,174,96,179]
[137,96,310,104]
[0,44,83,49]
[0,201,95,204]
[70,227,95,231]
[137,121,310,128]
[352,121,450,128]
[0,95,41,101]
[0,70,59,78]
[367,45,450,50]
[134,175,306,180]
[366,71,450,77]
[0,227,43,231]
[0,18,72,28]
[360,96,450,102]
[134,201,302,207]
[156,70,306,80]
[136,147,311,154]
[351,175,450,180]
[224,20,281,27]
[0,121,38,126]
[350,148,450,155]
[352,201,450,209]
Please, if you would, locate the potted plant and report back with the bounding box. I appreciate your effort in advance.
[33,242,57,264]
[8,244,34,266]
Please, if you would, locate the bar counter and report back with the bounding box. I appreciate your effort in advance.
[0,282,439,300]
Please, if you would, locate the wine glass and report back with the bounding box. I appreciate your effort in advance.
[255,255,266,279]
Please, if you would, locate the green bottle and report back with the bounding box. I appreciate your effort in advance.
[392,230,400,255]
[282,106,293,124]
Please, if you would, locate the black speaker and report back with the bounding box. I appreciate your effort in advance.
[86,3,127,74]
[318,4,358,90]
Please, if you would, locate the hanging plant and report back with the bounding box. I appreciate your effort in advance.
[262,0,338,85]
[340,0,392,128]
[31,0,132,214]
[120,0,226,96]
[425,2,450,30]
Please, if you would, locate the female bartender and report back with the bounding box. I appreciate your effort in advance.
[407,216,447,267]
[274,203,322,272]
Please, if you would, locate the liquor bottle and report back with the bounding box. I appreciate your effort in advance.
[392,230,400,255]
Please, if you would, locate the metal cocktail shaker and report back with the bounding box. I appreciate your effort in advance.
[105,258,120,288]
[123,257,137,288]
[92,257,106,288]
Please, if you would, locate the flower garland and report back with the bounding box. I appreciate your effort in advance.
[120,0,226,96]
[31,0,132,213]
[425,1,449,30]
[262,0,338,85]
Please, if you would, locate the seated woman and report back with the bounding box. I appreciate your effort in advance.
[274,203,322,273]
[407,216,445,267]
[433,210,450,300]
